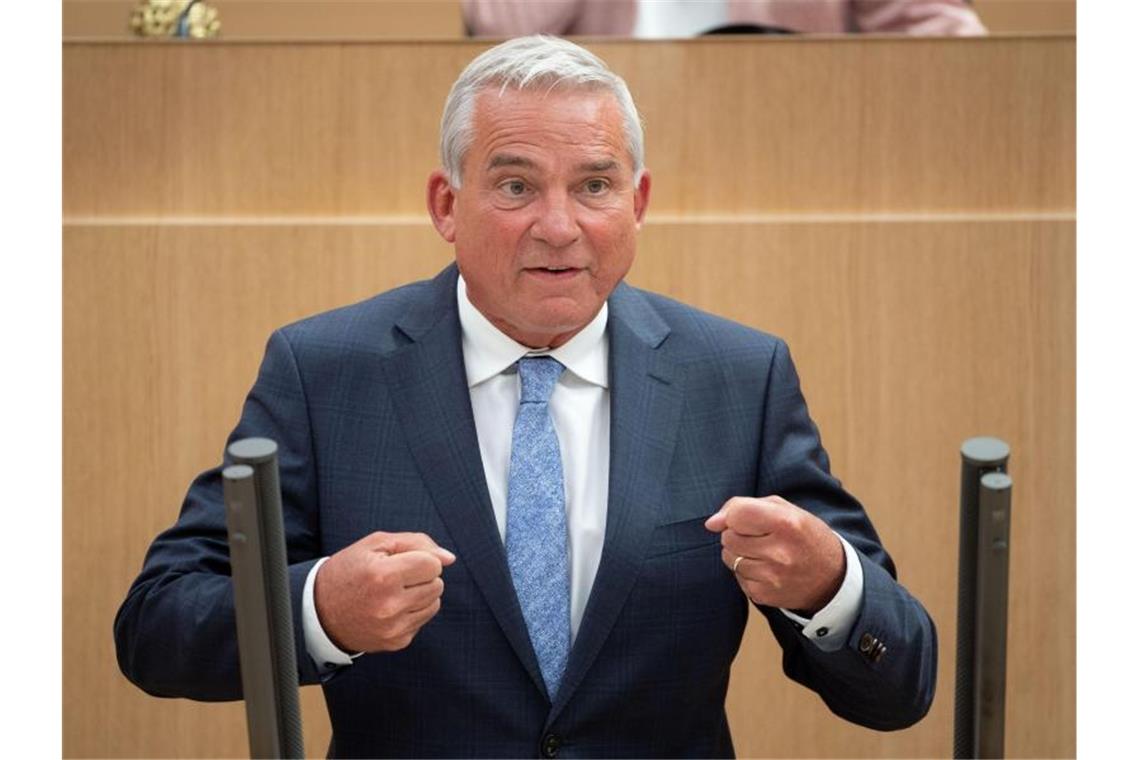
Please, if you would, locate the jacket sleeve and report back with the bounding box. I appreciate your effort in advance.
[113,329,327,700]
[754,338,937,730]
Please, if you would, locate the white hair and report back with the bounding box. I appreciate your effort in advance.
[439,35,645,187]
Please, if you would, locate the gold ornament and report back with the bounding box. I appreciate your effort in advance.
[184,1,221,38]
[130,0,220,39]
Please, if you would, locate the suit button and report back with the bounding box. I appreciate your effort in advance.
[541,733,561,758]
[858,633,887,662]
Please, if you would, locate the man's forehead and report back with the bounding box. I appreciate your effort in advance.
[475,80,612,105]
[469,88,629,169]
[471,84,620,125]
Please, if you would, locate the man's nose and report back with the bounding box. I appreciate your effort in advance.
[529,192,581,248]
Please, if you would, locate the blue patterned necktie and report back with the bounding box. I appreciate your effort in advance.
[506,356,571,700]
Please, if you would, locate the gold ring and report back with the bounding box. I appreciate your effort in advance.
[732,555,744,574]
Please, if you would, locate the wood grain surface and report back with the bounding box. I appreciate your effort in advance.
[63,1,465,40]
[974,0,1076,34]
[63,36,1074,216]
[64,217,1074,757]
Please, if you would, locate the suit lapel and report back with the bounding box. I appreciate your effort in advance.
[548,283,686,723]
[381,265,548,698]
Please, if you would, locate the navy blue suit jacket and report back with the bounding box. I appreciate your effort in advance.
[115,264,936,758]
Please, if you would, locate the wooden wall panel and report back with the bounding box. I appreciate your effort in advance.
[63,1,464,40]
[64,218,1074,758]
[974,0,1076,34]
[63,36,1074,217]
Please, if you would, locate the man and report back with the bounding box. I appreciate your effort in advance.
[115,35,936,758]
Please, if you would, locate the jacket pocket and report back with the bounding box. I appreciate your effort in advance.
[644,514,722,559]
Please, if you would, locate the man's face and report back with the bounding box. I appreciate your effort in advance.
[428,87,651,348]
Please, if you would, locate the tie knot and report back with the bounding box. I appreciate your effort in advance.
[517,356,564,404]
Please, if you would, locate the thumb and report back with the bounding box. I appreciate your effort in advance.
[704,508,728,533]
[370,532,457,564]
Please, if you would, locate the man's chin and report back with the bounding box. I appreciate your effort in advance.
[510,311,598,349]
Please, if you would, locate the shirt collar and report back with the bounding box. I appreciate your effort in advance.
[457,274,609,390]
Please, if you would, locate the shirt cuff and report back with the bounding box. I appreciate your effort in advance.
[303,556,361,673]
[779,533,864,652]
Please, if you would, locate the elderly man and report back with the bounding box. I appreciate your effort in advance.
[115,35,936,758]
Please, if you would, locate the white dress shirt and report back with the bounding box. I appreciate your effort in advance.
[633,0,729,37]
[302,276,863,670]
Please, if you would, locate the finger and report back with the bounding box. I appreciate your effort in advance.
[382,533,457,565]
[723,497,788,536]
[719,528,773,558]
[704,509,727,533]
[708,494,761,532]
[370,532,457,565]
[354,531,397,553]
[383,549,445,587]
[402,597,443,633]
[721,547,755,579]
[705,496,745,532]
[729,563,766,605]
[401,576,445,609]
[721,531,796,570]
[705,496,773,535]
[725,558,780,603]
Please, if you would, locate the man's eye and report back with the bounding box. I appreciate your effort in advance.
[584,179,609,194]
[501,180,527,196]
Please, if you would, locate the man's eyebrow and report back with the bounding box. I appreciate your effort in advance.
[485,155,621,173]
[487,154,536,171]
[578,159,620,173]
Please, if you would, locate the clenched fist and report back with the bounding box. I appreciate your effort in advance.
[314,532,456,654]
[705,495,844,615]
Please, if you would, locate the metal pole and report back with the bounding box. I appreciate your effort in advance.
[224,438,305,759]
[974,472,1012,759]
[953,436,1011,759]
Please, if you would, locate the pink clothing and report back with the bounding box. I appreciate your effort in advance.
[464,0,987,37]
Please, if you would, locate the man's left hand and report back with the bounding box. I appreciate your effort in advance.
[705,495,845,615]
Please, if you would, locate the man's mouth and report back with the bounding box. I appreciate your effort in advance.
[525,266,583,279]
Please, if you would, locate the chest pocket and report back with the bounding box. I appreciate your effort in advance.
[644,512,721,559]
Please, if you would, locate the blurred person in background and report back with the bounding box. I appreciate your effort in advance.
[465,0,986,37]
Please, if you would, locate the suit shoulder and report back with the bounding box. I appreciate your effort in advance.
[273,277,435,353]
[632,287,785,362]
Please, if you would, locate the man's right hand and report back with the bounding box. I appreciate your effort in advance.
[313,532,456,654]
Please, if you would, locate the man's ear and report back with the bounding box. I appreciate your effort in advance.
[426,170,458,243]
[633,169,651,230]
